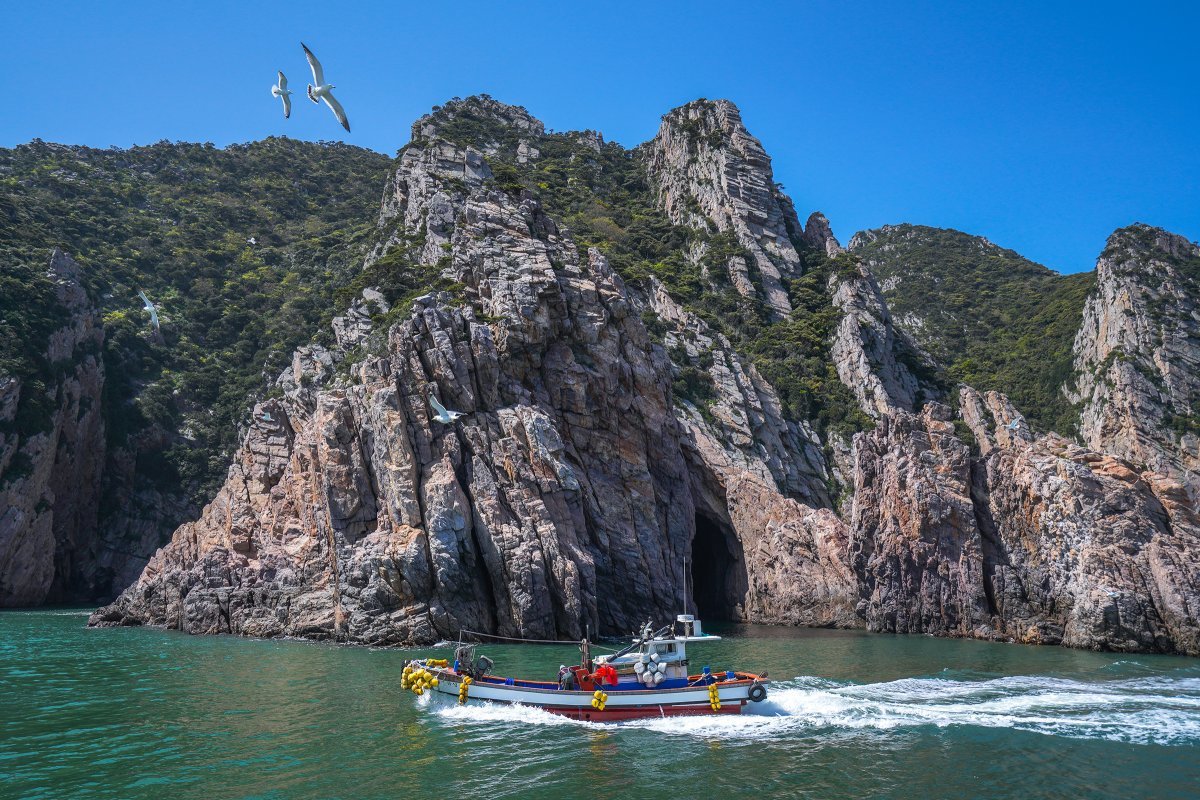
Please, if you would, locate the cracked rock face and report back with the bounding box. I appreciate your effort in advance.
[645,278,831,511]
[850,402,991,635]
[725,473,857,627]
[1069,225,1200,494]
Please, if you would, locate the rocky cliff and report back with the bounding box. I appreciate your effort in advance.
[91,99,869,641]
[0,250,106,605]
[827,258,927,419]
[86,97,1200,655]
[93,113,696,640]
[1069,225,1200,494]
[851,387,1199,654]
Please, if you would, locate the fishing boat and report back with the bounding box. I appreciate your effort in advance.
[402,614,769,721]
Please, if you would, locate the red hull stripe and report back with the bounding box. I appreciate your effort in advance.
[541,701,745,722]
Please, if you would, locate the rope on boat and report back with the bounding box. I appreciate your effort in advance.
[458,629,579,645]
[456,629,617,653]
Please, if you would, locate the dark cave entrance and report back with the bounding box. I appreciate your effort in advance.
[690,511,747,622]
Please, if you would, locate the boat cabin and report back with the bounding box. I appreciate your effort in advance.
[592,615,723,689]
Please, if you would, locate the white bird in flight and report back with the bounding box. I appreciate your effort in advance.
[301,42,350,132]
[429,395,465,425]
[271,71,292,119]
[137,290,160,332]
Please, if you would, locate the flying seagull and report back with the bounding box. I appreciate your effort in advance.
[137,290,160,332]
[301,42,350,132]
[271,71,292,119]
[429,395,465,425]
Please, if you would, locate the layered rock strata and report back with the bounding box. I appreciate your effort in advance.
[829,260,925,418]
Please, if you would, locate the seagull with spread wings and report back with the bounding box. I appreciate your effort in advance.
[429,395,465,425]
[301,42,350,132]
[271,71,292,119]
[137,290,160,332]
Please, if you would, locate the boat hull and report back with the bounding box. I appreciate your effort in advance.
[423,667,763,721]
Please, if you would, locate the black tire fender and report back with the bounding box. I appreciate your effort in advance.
[748,681,767,702]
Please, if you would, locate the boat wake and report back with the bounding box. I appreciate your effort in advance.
[432,672,1200,746]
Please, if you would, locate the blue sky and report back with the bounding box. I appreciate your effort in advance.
[4,1,1197,273]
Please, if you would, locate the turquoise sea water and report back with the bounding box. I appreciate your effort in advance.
[1,610,1198,800]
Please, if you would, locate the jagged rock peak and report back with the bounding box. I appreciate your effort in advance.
[1068,223,1200,490]
[800,212,843,257]
[643,98,803,319]
[1108,222,1200,262]
[411,94,545,146]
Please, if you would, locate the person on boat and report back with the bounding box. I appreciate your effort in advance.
[558,664,577,690]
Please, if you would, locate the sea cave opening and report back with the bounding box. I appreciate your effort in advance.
[689,511,747,622]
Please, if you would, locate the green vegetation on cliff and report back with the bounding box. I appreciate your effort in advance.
[0,138,390,498]
[850,224,1094,435]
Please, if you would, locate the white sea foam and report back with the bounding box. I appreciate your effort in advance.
[428,674,1200,746]
[430,695,584,729]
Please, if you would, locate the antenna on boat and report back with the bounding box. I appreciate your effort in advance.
[682,551,692,618]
